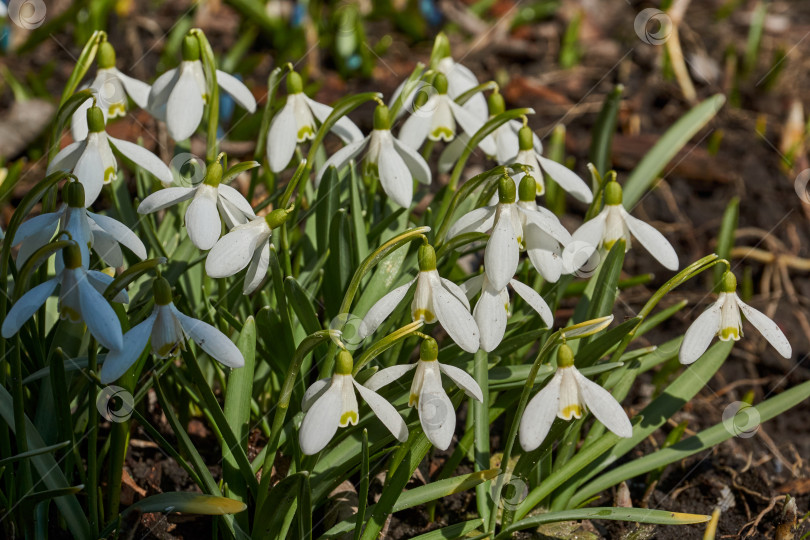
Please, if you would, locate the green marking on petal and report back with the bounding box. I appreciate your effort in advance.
[297,125,315,142]
[339,411,359,426]
[409,394,419,407]
[413,309,436,324]
[59,306,81,323]
[719,327,740,341]
[429,126,454,142]
[104,167,116,184]
[108,103,126,118]
[560,404,583,419]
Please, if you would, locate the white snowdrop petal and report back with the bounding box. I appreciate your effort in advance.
[90,227,125,268]
[525,229,564,283]
[185,189,221,250]
[440,278,471,310]
[353,380,409,443]
[378,142,414,208]
[85,271,129,303]
[173,307,244,368]
[519,206,572,246]
[1,278,59,338]
[107,136,173,186]
[679,300,723,364]
[620,208,679,271]
[215,70,256,113]
[432,285,480,354]
[48,141,85,174]
[359,278,416,339]
[13,211,60,248]
[485,211,519,291]
[304,96,363,142]
[446,207,496,240]
[392,137,432,185]
[736,297,792,358]
[166,65,204,140]
[519,372,562,451]
[364,364,416,392]
[217,184,256,220]
[87,211,147,260]
[301,377,332,412]
[266,101,299,173]
[99,311,157,383]
[474,285,508,352]
[438,363,483,402]
[205,225,264,277]
[536,155,593,203]
[574,370,633,438]
[146,68,179,120]
[137,187,196,214]
[243,242,270,295]
[510,279,554,327]
[459,273,485,300]
[495,123,519,164]
[417,368,455,450]
[299,384,342,454]
[565,211,607,274]
[314,137,368,186]
[438,136,468,174]
[69,98,93,142]
[73,144,107,207]
[112,69,151,108]
[443,60,489,120]
[448,101,494,155]
[398,99,434,150]
[78,275,123,351]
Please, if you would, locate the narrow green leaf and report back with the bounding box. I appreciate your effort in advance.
[589,84,624,177]
[123,493,247,515]
[714,197,739,289]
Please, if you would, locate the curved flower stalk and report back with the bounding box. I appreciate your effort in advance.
[1,242,126,351]
[315,104,431,207]
[71,41,151,141]
[205,207,293,294]
[147,35,257,141]
[365,338,482,450]
[461,271,553,352]
[299,349,408,455]
[519,344,632,451]
[398,73,495,156]
[358,244,480,353]
[48,106,173,206]
[679,271,791,364]
[566,179,679,272]
[266,70,363,173]
[11,182,146,270]
[138,160,255,250]
[100,277,244,383]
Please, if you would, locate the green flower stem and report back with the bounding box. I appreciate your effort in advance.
[352,321,424,374]
[87,338,99,536]
[473,349,491,524]
[190,29,220,162]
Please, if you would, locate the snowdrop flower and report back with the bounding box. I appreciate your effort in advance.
[48,106,173,207]
[138,160,256,250]
[566,180,678,272]
[100,277,244,383]
[315,104,430,207]
[147,35,257,141]
[462,271,553,352]
[299,349,408,455]
[358,244,480,353]
[71,41,151,141]
[1,242,126,351]
[266,70,363,173]
[679,271,791,364]
[11,181,146,270]
[398,73,495,156]
[205,207,293,294]
[365,338,482,450]
[519,344,632,451]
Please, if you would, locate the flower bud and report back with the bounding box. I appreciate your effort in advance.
[264,207,292,229]
[557,343,575,368]
[420,337,439,362]
[203,160,223,187]
[153,277,173,306]
[86,106,106,133]
[373,105,390,131]
[64,181,86,208]
[97,41,116,69]
[335,349,354,375]
[605,181,623,206]
[488,91,505,116]
[720,271,737,293]
[519,175,537,202]
[433,72,448,95]
[286,71,303,94]
[181,35,200,62]
[63,243,83,270]
[418,244,437,272]
[498,175,516,204]
[518,125,534,151]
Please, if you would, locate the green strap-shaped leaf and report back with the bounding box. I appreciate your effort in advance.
[123,492,247,516]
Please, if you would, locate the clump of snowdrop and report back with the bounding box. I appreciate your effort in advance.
[679,271,791,364]
[71,41,151,141]
[266,70,363,172]
[358,244,480,353]
[48,105,173,206]
[365,337,483,450]
[205,207,293,294]
[316,104,431,207]
[1,242,126,351]
[100,276,244,383]
[566,178,679,272]
[147,35,257,141]
[299,349,408,455]
[137,158,255,250]
[519,343,633,451]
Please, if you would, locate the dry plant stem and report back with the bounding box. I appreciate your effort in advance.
[666,0,697,104]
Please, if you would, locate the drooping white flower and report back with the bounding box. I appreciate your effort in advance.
[565,180,678,272]
[1,242,127,351]
[299,350,408,455]
[679,271,791,364]
[11,182,146,270]
[266,71,363,173]
[315,104,430,207]
[100,277,244,383]
[48,106,173,207]
[71,41,151,141]
[365,338,482,450]
[205,207,292,294]
[398,73,495,156]
[357,244,480,353]
[519,344,632,451]
[461,271,553,352]
[147,35,257,141]
[137,160,255,250]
